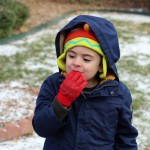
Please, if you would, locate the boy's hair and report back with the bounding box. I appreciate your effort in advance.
[57,23,107,79]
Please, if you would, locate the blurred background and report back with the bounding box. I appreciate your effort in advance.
[0,0,150,149]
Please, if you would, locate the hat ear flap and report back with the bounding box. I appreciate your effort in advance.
[99,56,107,79]
[59,32,66,55]
[57,52,67,71]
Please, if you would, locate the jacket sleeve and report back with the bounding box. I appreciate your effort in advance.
[114,84,138,150]
[32,75,70,138]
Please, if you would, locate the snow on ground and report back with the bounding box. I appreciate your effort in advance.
[0,12,150,149]
[94,11,150,23]
[0,133,44,150]
[0,45,26,56]
[120,35,150,56]
[0,86,36,124]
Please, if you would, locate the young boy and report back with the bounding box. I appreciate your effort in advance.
[32,15,138,150]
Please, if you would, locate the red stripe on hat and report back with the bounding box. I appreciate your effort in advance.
[64,28,99,45]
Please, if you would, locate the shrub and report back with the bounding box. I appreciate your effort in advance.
[0,8,16,28]
[9,1,30,29]
[0,0,12,6]
[0,27,13,39]
[0,7,16,38]
[0,0,30,38]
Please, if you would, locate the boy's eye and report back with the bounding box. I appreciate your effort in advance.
[68,54,75,58]
[83,58,91,62]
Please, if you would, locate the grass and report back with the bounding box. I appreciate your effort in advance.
[111,19,150,43]
[0,34,55,87]
[118,55,150,76]
[117,53,150,111]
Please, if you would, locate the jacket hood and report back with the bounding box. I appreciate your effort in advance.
[55,15,120,79]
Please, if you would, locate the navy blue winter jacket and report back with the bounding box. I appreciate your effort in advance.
[32,15,138,150]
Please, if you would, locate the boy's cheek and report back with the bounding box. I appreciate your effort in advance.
[65,64,70,72]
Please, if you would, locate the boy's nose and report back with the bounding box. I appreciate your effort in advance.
[73,57,81,67]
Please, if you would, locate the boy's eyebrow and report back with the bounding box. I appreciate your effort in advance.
[68,50,76,54]
[68,49,94,58]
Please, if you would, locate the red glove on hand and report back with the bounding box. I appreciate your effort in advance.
[56,71,87,107]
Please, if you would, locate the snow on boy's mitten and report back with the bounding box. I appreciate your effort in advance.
[56,71,87,107]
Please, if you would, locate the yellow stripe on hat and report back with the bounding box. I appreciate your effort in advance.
[64,37,105,57]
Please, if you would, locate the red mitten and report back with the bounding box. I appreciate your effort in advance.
[56,71,87,107]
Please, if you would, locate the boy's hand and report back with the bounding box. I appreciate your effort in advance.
[56,71,87,107]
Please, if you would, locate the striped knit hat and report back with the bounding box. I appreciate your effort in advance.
[57,24,107,79]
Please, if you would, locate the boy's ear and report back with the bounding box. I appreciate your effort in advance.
[99,66,103,73]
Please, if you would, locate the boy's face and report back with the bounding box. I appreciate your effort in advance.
[66,46,102,87]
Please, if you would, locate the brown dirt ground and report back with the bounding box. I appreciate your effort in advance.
[16,0,96,32]
[16,0,149,33]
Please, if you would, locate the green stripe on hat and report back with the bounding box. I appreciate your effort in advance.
[64,37,104,56]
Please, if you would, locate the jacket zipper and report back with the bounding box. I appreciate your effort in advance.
[93,83,117,92]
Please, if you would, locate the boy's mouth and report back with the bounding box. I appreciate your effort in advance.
[72,70,82,73]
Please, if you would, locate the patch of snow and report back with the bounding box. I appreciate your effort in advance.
[0,133,44,150]
[0,45,26,56]
[120,72,150,96]
[137,55,150,66]
[89,11,150,23]
[120,35,150,57]
[137,81,150,95]
[25,62,50,71]
[0,87,36,123]
[9,81,25,87]
[0,81,25,88]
